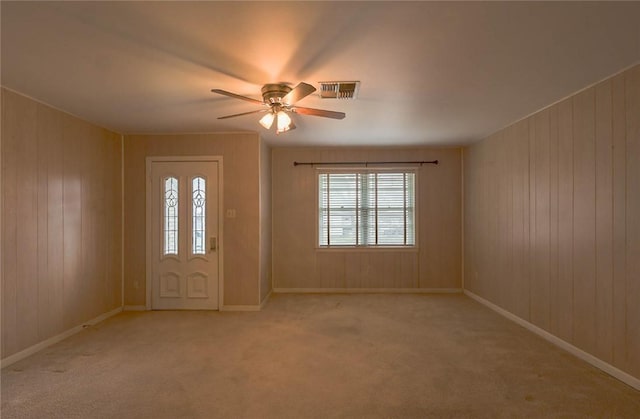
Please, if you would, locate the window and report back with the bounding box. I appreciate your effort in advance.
[164,177,179,255]
[192,177,206,255]
[318,170,416,247]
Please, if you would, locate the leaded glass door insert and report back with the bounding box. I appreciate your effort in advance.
[192,177,206,255]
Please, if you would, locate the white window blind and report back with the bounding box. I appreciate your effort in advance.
[318,171,415,247]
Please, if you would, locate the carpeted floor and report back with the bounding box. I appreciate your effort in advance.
[1,293,639,418]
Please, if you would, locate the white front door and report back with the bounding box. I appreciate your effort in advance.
[150,160,220,310]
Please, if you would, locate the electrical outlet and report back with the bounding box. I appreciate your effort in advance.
[226,209,237,218]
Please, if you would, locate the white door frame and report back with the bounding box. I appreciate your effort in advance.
[145,156,224,310]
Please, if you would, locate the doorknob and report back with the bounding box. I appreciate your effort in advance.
[210,237,217,252]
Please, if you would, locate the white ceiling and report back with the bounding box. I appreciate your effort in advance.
[2,1,639,146]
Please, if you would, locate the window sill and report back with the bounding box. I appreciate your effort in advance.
[316,246,418,253]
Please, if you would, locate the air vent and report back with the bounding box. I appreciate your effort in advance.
[319,81,360,99]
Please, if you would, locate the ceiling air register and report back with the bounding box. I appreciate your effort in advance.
[319,81,360,99]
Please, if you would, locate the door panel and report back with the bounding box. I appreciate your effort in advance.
[150,161,219,310]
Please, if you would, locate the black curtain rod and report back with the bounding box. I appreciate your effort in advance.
[293,160,438,167]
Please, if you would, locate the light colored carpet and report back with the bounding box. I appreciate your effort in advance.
[1,294,639,418]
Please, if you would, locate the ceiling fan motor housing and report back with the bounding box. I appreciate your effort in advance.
[261,84,292,105]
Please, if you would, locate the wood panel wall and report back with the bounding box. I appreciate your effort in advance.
[1,89,122,359]
[272,147,462,290]
[259,141,272,302]
[464,64,640,379]
[123,133,263,307]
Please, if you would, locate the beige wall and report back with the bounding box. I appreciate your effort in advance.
[464,64,640,379]
[259,141,272,302]
[1,89,122,359]
[272,147,462,290]
[123,133,262,306]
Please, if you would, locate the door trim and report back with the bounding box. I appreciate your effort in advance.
[145,156,224,310]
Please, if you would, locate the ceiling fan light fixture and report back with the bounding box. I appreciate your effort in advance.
[213,81,345,134]
[276,126,292,134]
[276,110,292,133]
[259,112,275,129]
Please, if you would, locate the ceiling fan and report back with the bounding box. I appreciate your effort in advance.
[212,82,345,134]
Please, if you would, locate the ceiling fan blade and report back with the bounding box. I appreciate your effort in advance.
[292,106,346,119]
[211,89,264,105]
[282,82,316,105]
[218,109,268,120]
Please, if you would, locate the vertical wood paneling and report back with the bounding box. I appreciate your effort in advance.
[594,80,614,362]
[488,136,501,304]
[37,105,52,338]
[2,91,19,356]
[528,119,536,322]
[420,149,462,288]
[472,142,485,295]
[464,64,640,381]
[15,94,39,350]
[106,133,123,308]
[532,109,551,331]
[502,128,515,313]
[100,133,112,309]
[46,107,65,337]
[344,253,363,288]
[317,253,345,288]
[625,65,640,378]
[611,73,627,371]
[344,252,418,289]
[91,127,106,314]
[463,147,476,290]
[496,132,508,308]
[62,116,83,330]
[557,98,574,342]
[122,137,146,303]
[514,120,530,321]
[548,105,560,336]
[1,89,122,359]
[504,126,517,315]
[81,123,94,321]
[259,140,272,302]
[572,88,597,355]
[480,138,496,301]
[400,252,420,288]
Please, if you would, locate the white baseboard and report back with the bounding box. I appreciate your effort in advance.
[123,305,147,311]
[260,290,272,309]
[127,304,261,312]
[1,306,123,369]
[273,288,463,294]
[220,305,261,312]
[464,290,640,391]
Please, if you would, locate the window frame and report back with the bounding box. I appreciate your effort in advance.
[315,167,418,251]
